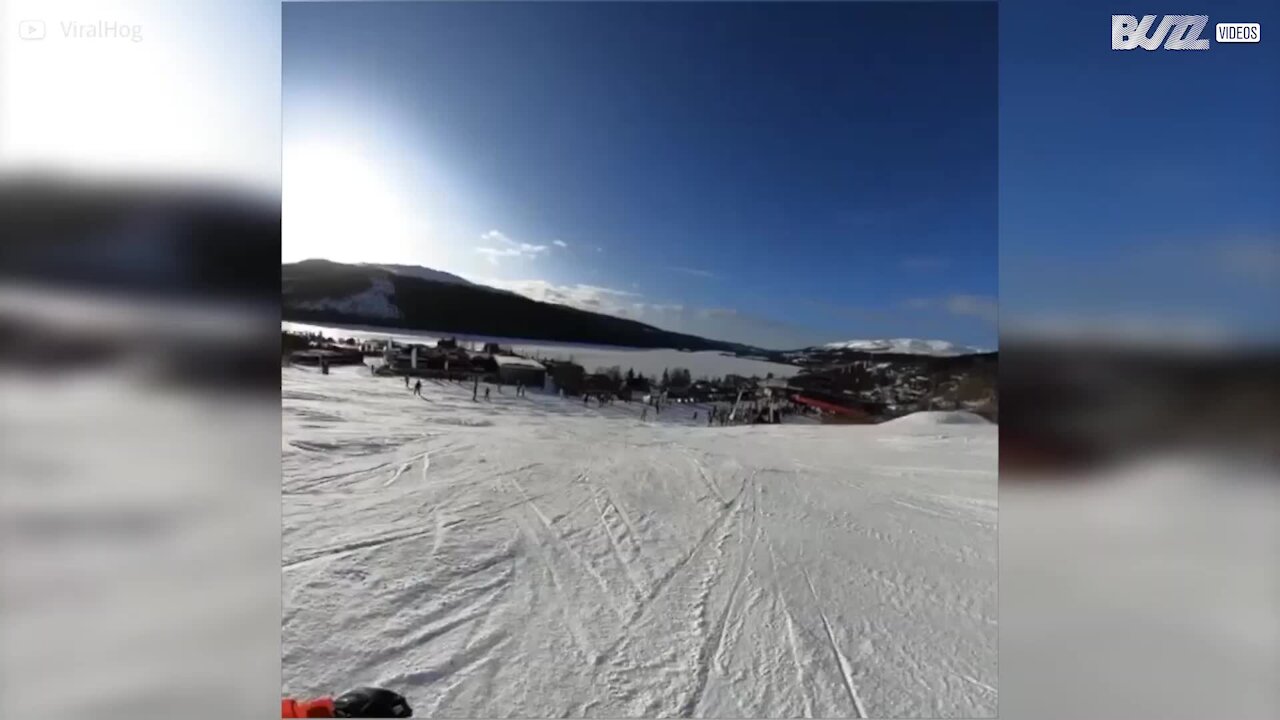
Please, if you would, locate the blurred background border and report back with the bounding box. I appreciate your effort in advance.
[1,0,1276,718]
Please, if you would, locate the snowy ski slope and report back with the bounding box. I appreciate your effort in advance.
[283,366,997,717]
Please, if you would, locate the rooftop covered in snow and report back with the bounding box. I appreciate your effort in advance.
[492,355,545,370]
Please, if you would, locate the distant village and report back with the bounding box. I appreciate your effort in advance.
[284,330,997,425]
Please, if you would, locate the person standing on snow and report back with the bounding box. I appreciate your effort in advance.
[484,386,491,401]
[413,379,422,397]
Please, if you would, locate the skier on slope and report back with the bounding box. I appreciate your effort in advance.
[282,687,412,717]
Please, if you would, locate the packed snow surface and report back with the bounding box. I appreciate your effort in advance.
[821,339,987,356]
[283,366,997,717]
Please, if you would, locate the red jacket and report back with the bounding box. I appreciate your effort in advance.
[282,697,335,718]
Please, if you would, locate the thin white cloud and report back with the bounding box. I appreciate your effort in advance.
[552,239,568,249]
[484,279,638,309]
[670,266,717,279]
[639,303,686,314]
[902,294,998,325]
[476,229,548,264]
[476,247,525,263]
[945,294,998,324]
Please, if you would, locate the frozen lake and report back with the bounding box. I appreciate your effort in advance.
[282,321,801,380]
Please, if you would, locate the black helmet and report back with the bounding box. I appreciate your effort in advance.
[333,687,413,718]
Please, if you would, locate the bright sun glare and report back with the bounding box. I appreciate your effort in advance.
[283,140,423,264]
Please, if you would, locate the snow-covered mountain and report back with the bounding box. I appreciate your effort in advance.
[821,338,988,356]
[290,274,403,321]
[360,263,476,287]
[282,260,754,352]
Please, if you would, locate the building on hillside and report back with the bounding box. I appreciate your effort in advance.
[290,346,365,367]
[494,355,546,387]
[420,350,448,371]
[543,360,585,396]
[583,373,618,396]
[758,377,796,400]
[470,354,498,375]
[617,376,651,401]
[664,387,691,402]
[360,339,391,356]
[436,337,458,349]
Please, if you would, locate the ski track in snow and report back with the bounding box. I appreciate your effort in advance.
[282,366,997,717]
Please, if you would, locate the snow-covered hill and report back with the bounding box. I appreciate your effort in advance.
[289,274,402,320]
[283,260,745,352]
[821,338,988,356]
[362,263,476,287]
[283,365,997,717]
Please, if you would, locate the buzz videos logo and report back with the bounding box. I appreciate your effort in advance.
[1112,15,1261,50]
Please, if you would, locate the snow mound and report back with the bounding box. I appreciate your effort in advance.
[881,410,993,427]
[822,338,987,356]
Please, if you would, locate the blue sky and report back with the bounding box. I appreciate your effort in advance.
[283,1,997,350]
[1001,0,1278,344]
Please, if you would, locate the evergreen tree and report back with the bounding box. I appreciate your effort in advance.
[668,368,692,388]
